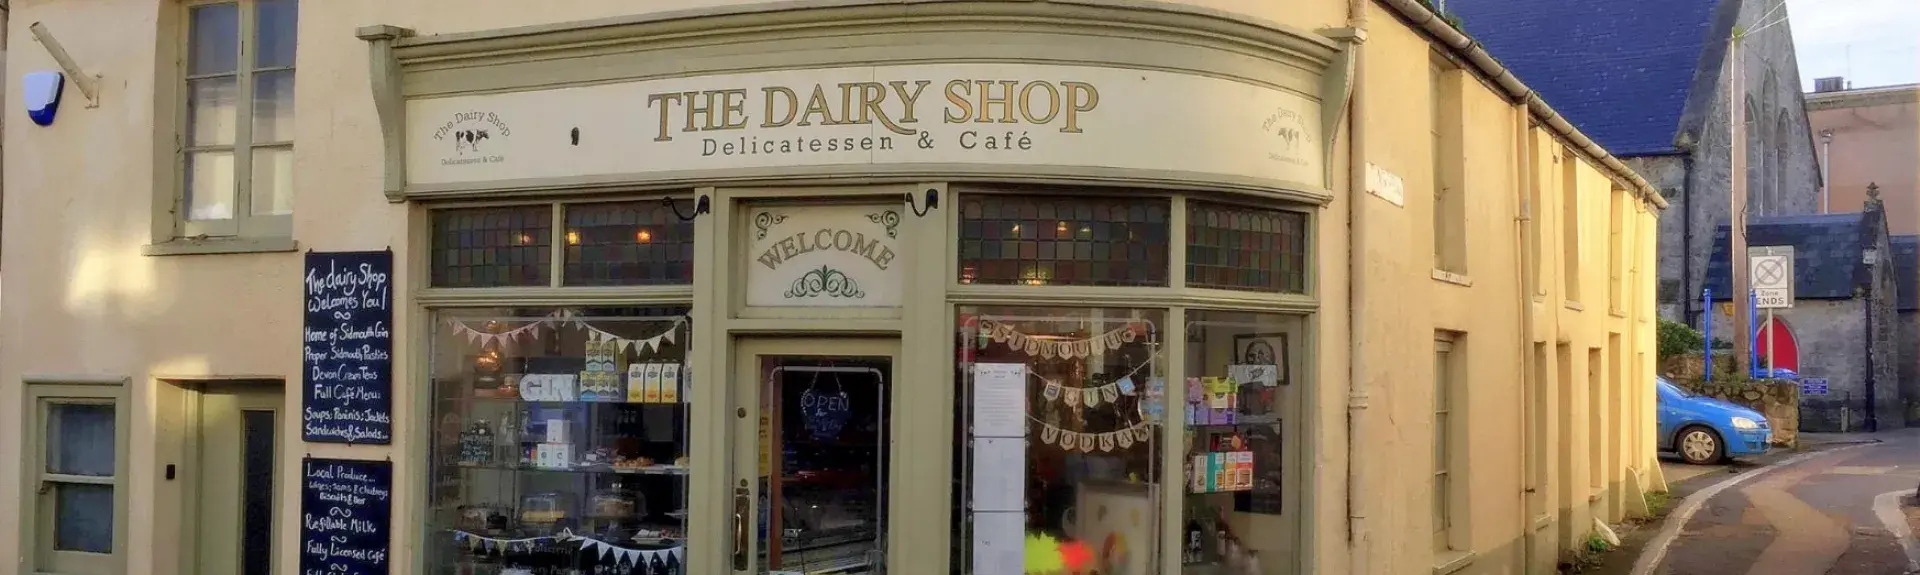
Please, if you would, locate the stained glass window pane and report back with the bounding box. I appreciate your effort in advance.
[957,195,1169,287]
[430,206,552,288]
[1185,201,1307,293]
[562,201,694,286]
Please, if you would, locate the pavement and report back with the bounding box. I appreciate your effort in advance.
[1633,428,1920,575]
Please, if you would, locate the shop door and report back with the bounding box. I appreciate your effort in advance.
[190,382,284,575]
[731,338,900,575]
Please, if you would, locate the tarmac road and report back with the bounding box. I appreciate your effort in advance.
[1652,428,1920,575]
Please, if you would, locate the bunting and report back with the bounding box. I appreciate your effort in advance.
[451,529,685,566]
[977,318,1148,359]
[441,312,686,354]
[1033,418,1152,452]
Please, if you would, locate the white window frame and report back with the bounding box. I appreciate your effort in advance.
[171,0,295,241]
[19,377,131,575]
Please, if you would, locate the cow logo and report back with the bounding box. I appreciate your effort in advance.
[431,111,512,166]
[1260,107,1311,167]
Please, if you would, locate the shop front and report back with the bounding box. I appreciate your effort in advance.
[380,3,1343,574]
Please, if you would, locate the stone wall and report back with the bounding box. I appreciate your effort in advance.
[1702,294,1901,431]
[1662,353,1802,446]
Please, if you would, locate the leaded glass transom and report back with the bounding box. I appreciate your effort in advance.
[1185,201,1307,293]
[562,202,694,286]
[958,195,1169,287]
[430,206,552,288]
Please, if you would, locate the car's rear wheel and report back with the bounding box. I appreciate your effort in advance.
[1677,425,1726,465]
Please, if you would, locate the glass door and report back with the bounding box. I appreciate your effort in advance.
[732,339,898,575]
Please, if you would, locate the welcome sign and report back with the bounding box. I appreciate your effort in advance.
[745,204,904,307]
[405,63,1323,189]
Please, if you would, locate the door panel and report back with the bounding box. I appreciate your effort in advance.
[194,384,284,575]
[732,339,899,575]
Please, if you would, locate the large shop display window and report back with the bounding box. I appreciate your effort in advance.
[952,306,1166,575]
[1179,311,1300,574]
[427,306,691,575]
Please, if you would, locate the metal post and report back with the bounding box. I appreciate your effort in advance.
[1703,288,1714,381]
[1749,290,1760,377]
[1765,309,1776,378]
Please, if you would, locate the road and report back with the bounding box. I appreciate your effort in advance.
[1652,428,1920,575]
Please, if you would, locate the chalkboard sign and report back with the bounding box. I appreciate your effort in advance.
[299,458,392,575]
[303,250,394,444]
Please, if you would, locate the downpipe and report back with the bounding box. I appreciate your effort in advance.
[1343,1,1371,573]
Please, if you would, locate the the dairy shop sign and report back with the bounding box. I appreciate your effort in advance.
[745,204,903,307]
[406,64,1322,188]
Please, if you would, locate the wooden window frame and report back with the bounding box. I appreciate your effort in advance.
[1560,148,1582,303]
[170,0,295,242]
[1430,56,1468,275]
[19,377,132,575]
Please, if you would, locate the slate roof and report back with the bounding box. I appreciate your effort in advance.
[1445,0,1726,156]
[1894,235,1918,311]
[1703,213,1870,301]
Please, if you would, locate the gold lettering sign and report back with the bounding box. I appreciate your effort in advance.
[649,79,1101,142]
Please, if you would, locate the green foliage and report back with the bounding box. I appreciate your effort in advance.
[1644,491,1671,515]
[1585,532,1612,554]
[1658,318,1706,360]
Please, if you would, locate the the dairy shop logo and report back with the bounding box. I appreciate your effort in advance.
[1261,107,1311,166]
[431,111,512,166]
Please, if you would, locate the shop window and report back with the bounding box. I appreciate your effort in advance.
[562,201,694,286]
[24,381,130,575]
[958,195,1170,287]
[1185,201,1308,293]
[426,306,691,574]
[173,0,298,241]
[1179,311,1302,573]
[431,206,553,288]
[952,306,1166,574]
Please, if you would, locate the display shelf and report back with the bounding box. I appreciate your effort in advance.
[453,462,691,476]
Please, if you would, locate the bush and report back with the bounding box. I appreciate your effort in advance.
[1658,318,1706,360]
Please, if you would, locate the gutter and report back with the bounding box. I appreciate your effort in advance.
[1375,0,1669,212]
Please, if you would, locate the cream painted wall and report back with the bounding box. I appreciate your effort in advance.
[0,2,1661,575]
[1351,3,1665,573]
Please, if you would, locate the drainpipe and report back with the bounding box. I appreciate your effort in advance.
[1819,130,1833,214]
[1513,101,1540,540]
[1343,0,1371,572]
[1681,154,1697,326]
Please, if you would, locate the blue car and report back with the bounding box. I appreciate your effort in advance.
[1656,376,1773,465]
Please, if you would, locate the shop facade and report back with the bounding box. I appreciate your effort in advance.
[0,1,1665,575]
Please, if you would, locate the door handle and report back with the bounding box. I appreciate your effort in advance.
[733,485,751,570]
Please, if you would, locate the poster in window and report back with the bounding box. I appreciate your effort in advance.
[1230,333,1290,386]
[302,250,395,444]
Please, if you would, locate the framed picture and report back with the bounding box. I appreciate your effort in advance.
[1230,333,1291,386]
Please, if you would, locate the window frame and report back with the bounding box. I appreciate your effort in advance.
[1432,333,1467,554]
[19,377,132,575]
[1560,148,1582,303]
[1430,55,1468,275]
[171,0,296,241]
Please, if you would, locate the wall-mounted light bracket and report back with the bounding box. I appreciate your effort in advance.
[665,195,712,221]
[907,188,939,217]
[29,22,100,108]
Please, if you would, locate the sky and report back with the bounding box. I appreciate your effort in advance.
[1784,0,1920,90]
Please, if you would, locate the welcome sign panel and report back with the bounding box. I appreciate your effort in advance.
[745,203,905,307]
[405,63,1323,189]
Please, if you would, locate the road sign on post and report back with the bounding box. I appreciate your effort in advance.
[1750,246,1795,309]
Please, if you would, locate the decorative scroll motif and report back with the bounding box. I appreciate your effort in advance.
[753,211,788,240]
[866,210,901,238]
[785,265,866,299]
